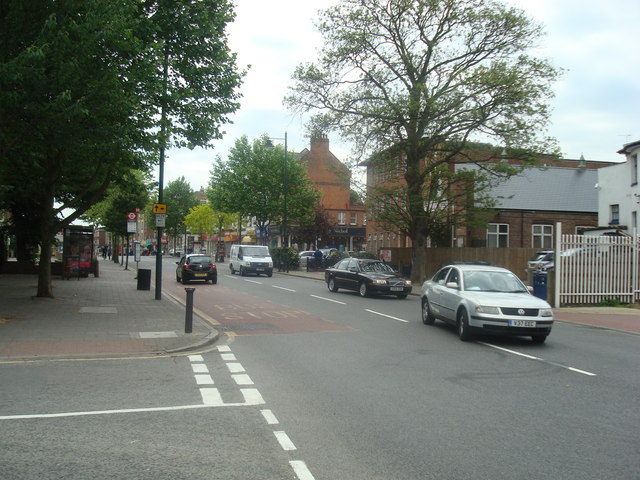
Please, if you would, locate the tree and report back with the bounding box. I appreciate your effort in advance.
[161,177,199,252]
[208,135,319,245]
[137,0,245,298]
[291,206,333,249]
[83,171,151,266]
[0,0,153,296]
[285,0,561,281]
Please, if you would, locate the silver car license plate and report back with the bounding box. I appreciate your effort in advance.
[508,320,536,327]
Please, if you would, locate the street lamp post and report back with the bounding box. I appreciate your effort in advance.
[266,132,288,272]
[266,132,288,248]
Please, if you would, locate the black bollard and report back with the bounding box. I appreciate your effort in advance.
[184,287,196,333]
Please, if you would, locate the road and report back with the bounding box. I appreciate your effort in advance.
[1,255,638,479]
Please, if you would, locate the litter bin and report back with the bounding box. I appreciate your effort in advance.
[137,268,151,290]
[532,271,547,300]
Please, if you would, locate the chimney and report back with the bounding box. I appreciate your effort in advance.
[310,133,329,152]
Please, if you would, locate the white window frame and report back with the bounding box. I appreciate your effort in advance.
[610,204,620,224]
[487,223,509,248]
[350,212,357,225]
[338,212,346,225]
[532,224,553,249]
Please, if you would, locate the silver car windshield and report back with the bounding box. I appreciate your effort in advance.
[463,271,527,293]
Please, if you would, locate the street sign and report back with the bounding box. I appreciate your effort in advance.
[127,220,137,233]
[127,212,137,221]
[153,203,167,214]
[155,213,166,227]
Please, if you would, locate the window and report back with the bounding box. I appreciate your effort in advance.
[632,154,638,186]
[350,212,357,225]
[338,212,346,225]
[487,223,509,248]
[610,204,620,224]
[363,214,367,226]
[532,224,553,249]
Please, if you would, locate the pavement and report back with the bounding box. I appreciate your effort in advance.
[0,258,638,362]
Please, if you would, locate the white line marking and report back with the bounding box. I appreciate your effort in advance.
[273,285,296,292]
[220,353,237,361]
[290,460,316,480]
[274,431,297,451]
[478,342,597,376]
[244,279,262,284]
[567,367,597,376]
[261,409,279,425]
[241,388,265,405]
[188,354,204,362]
[200,388,223,405]
[232,374,254,385]
[226,362,245,373]
[194,374,214,385]
[224,274,238,280]
[217,345,231,352]
[191,364,209,373]
[365,309,409,323]
[310,294,346,305]
[478,342,539,360]
[0,403,254,420]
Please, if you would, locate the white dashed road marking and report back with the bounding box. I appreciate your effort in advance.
[478,342,597,376]
[310,294,346,304]
[365,309,409,323]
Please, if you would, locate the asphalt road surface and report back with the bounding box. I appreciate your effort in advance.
[1,256,638,480]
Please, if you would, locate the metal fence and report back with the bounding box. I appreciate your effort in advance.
[555,230,639,306]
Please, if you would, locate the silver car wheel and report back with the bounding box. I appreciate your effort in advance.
[359,282,368,297]
[421,298,435,325]
[457,308,472,341]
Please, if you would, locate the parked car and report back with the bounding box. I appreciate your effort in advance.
[176,254,217,284]
[298,250,316,266]
[421,264,554,343]
[325,258,413,298]
[527,250,554,271]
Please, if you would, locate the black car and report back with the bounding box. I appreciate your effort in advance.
[176,254,217,284]
[325,258,413,298]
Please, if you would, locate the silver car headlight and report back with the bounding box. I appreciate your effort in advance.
[475,305,500,315]
[404,280,412,286]
[372,279,387,285]
[540,308,553,317]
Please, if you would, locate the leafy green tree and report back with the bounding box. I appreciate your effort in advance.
[184,204,216,238]
[285,0,561,281]
[137,0,244,296]
[84,171,151,265]
[0,0,153,296]
[208,135,319,245]
[162,177,199,252]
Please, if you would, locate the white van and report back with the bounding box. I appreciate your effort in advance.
[229,244,273,277]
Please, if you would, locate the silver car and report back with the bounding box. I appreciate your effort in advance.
[421,264,554,343]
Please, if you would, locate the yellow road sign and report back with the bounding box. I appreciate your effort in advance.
[153,203,167,214]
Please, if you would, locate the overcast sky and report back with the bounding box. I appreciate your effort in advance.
[163,0,640,192]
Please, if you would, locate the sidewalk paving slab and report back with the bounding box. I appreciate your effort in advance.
[0,258,218,361]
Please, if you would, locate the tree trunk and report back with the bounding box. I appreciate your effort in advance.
[411,232,428,284]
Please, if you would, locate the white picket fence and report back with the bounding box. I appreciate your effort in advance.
[554,229,640,306]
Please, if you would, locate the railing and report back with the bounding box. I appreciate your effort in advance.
[555,230,639,306]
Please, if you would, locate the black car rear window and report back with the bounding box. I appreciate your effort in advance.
[188,256,212,265]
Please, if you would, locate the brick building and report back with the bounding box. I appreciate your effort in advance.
[297,135,366,251]
[363,147,611,254]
